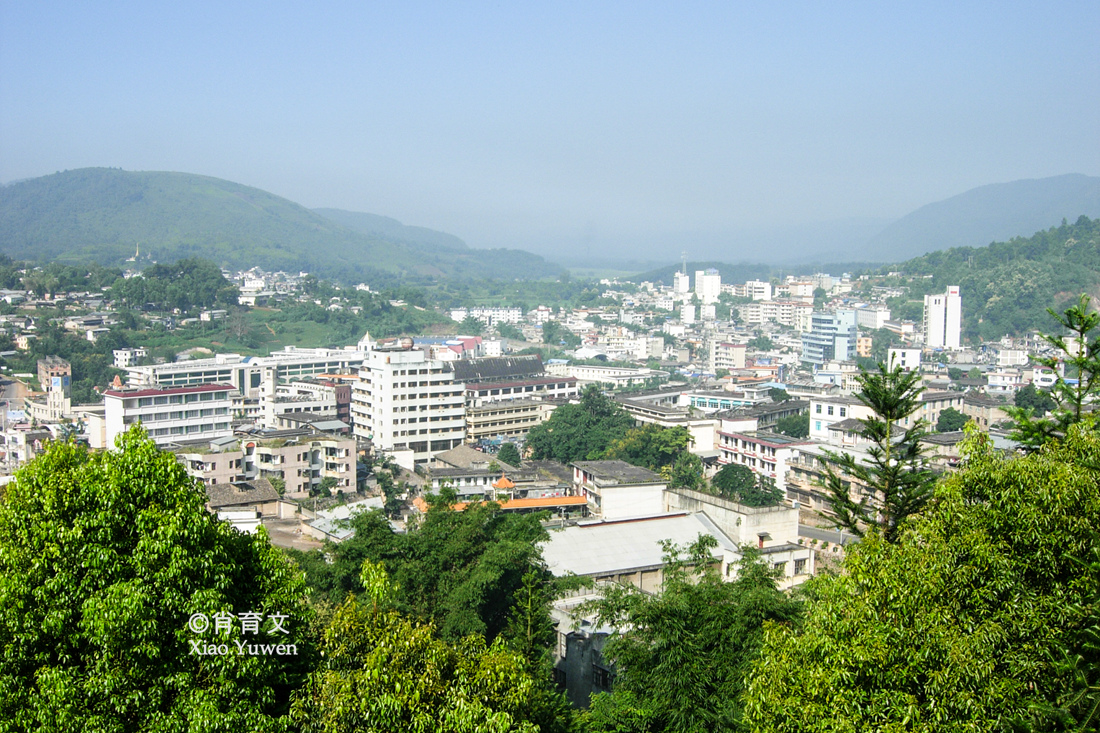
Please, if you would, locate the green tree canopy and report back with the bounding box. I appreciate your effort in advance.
[743,426,1100,732]
[289,498,550,643]
[774,412,809,439]
[291,561,572,733]
[525,385,635,464]
[496,442,522,468]
[936,406,970,432]
[602,424,692,470]
[584,539,802,733]
[1014,383,1056,415]
[0,427,313,730]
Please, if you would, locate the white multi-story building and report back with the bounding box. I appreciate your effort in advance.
[104,384,234,447]
[450,307,523,328]
[124,347,366,397]
[888,348,922,372]
[855,306,891,330]
[351,346,465,465]
[112,347,148,368]
[924,286,962,349]
[710,341,747,373]
[673,271,691,295]
[731,280,772,301]
[680,304,696,324]
[737,300,815,331]
[695,269,722,304]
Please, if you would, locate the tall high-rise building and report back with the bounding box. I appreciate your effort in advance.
[694,269,722,304]
[350,345,465,465]
[800,310,858,366]
[924,286,962,349]
[673,271,691,295]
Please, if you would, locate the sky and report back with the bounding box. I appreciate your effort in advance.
[2,1,1098,264]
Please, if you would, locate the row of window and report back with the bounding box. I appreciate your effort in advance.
[134,391,228,408]
[150,422,229,437]
[814,403,848,417]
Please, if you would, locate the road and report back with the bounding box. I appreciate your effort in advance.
[798,524,859,546]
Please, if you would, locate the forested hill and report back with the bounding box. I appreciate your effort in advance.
[886,215,1100,341]
[0,168,563,283]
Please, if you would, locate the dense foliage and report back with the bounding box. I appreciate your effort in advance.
[773,412,809,438]
[744,426,1100,732]
[290,562,573,733]
[601,424,693,471]
[496,442,523,468]
[709,463,785,507]
[525,386,635,464]
[288,498,551,643]
[0,427,314,730]
[936,406,970,432]
[584,540,801,733]
[110,257,239,312]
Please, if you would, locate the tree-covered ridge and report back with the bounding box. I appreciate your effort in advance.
[0,168,563,284]
[887,215,1100,340]
[110,257,239,311]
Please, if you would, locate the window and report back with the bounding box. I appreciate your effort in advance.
[839,407,847,417]
[815,404,821,414]
[592,664,611,690]
[827,406,834,416]
[815,421,822,431]
[794,558,807,575]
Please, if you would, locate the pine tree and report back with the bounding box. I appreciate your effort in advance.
[822,363,935,543]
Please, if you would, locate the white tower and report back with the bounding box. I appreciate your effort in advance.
[924,286,962,349]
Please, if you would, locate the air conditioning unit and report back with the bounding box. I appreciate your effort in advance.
[792,500,801,509]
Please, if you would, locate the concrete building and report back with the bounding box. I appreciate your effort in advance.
[808,396,874,440]
[673,270,691,295]
[104,384,234,447]
[572,460,667,519]
[801,311,858,366]
[465,399,545,443]
[888,347,922,372]
[924,286,962,349]
[709,341,747,373]
[124,346,367,397]
[112,347,148,368]
[716,430,811,496]
[694,269,721,304]
[350,345,465,465]
[173,430,356,498]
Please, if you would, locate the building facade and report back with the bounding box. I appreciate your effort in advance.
[104,384,234,447]
[924,286,962,349]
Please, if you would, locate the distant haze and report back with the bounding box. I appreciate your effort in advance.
[2,3,1098,263]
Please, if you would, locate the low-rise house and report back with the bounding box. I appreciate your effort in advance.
[572,460,667,519]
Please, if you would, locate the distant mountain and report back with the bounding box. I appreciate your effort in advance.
[313,208,468,252]
[0,168,563,283]
[864,174,1100,261]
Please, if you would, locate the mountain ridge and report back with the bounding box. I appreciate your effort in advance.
[0,168,563,283]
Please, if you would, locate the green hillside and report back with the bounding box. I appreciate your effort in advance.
[881,215,1100,341]
[0,168,562,283]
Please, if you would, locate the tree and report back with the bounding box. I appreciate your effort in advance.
[774,412,809,439]
[711,463,756,500]
[948,367,966,381]
[584,539,802,733]
[602,424,693,471]
[822,363,935,543]
[498,322,525,341]
[459,315,484,335]
[497,442,522,468]
[291,561,571,732]
[749,336,775,351]
[768,387,793,402]
[1014,383,1056,415]
[664,451,704,491]
[290,498,550,643]
[936,406,969,432]
[525,385,635,464]
[0,427,313,729]
[743,426,1100,732]
[1008,295,1100,451]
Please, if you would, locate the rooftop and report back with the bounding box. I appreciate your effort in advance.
[572,460,663,485]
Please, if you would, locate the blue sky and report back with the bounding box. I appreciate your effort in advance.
[2,1,1097,262]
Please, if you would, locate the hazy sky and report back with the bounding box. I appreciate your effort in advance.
[2,1,1098,261]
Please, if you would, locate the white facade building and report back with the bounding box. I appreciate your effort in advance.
[673,271,691,295]
[104,384,234,447]
[351,347,465,465]
[924,286,962,349]
[888,348,922,372]
[695,269,722,304]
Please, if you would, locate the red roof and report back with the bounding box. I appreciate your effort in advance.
[413,495,587,513]
[103,383,235,399]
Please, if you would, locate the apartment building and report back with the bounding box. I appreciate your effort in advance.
[124,346,366,397]
[465,400,544,443]
[717,430,810,495]
[572,460,667,519]
[709,341,747,373]
[104,384,234,447]
[801,310,858,366]
[351,346,465,465]
[924,286,962,349]
[694,269,721,304]
[173,430,356,497]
